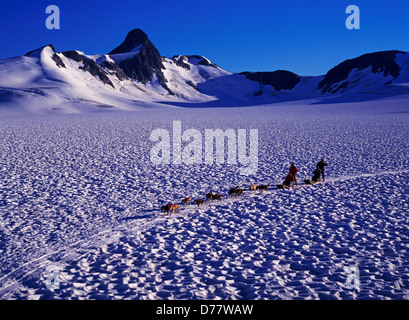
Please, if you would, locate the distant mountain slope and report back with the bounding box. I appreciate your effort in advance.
[1,28,409,114]
[318,50,406,94]
[240,70,301,93]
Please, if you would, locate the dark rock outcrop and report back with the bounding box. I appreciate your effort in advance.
[25,44,55,57]
[51,53,66,69]
[186,80,199,91]
[187,55,218,68]
[318,50,403,93]
[240,70,301,91]
[25,44,66,68]
[172,55,191,70]
[100,60,129,81]
[172,55,219,70]
[109,29,149,55]
[62,51,114,88]
[109,29,173,95]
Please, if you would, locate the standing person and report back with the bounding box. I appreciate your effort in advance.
[316,159,328,181]
[289,163,298,186]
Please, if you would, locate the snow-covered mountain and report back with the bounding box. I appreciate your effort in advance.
[1,28,409,113]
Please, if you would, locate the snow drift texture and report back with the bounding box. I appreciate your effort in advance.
[1,100,409,299]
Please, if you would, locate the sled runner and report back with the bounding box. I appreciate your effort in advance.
[304,179,320,185]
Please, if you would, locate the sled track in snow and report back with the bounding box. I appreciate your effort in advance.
[0,169,408,298]
[0,215,165,298]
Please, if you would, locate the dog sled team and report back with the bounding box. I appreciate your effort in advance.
[161,184,270,216]
[161,159,327,215]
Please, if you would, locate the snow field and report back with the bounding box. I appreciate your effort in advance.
[0,98,408,299]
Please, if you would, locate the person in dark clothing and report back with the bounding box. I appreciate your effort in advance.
[311,167,322,183]
[283,173,295,188]
[289,163,298,186]
[316,159,328,181]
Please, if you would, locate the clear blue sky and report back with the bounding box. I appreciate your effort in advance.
[0,0,408,75]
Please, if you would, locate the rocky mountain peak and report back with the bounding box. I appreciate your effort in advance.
[109,29,149,55]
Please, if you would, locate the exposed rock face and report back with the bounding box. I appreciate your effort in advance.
[240,70,301,91]
[100,60,129,81]
[62,51,114,88]
[25,44,55,57]
[51,53,66,68]
[318,50,403,93]
[109,29,149,55]
[109,29,173,94]
[172,55,191,70]
[186,80,199,91]
[187,55,218,68]
[25,44,66,68]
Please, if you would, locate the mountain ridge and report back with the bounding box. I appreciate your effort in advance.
[1,28,408,114]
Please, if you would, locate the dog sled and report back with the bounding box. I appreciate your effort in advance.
[277,179,321,189]
[303,179,321,185]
